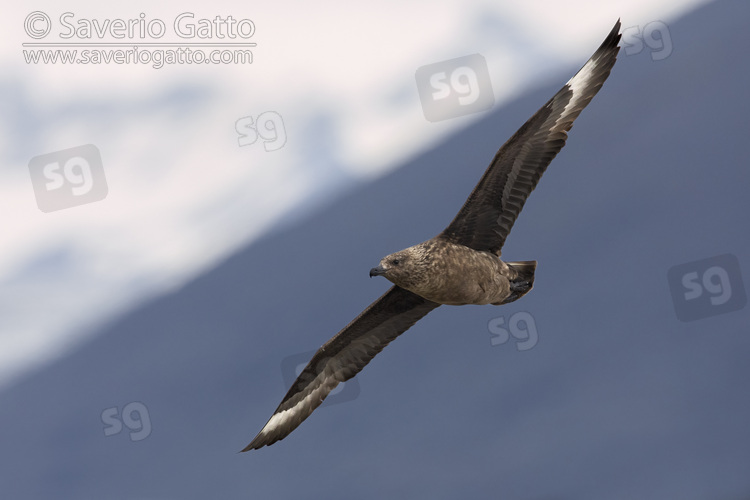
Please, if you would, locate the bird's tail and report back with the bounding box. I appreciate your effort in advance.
[500,260,537,305]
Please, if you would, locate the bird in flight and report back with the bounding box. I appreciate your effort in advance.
[243,20,621,451]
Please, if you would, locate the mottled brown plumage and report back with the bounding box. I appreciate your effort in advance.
[369,239,536,305]
[243,20,622,451]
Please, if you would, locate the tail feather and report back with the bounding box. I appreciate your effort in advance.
[499,260,537,305]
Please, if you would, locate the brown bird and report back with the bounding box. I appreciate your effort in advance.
[243,20,621,451]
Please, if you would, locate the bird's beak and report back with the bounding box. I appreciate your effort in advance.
[369,265,386,278]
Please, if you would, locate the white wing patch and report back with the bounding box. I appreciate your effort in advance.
[259,371,339,436]
[557,56,601,128]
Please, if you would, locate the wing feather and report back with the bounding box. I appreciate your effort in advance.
[439,20,622,254]
[243,286,439,450]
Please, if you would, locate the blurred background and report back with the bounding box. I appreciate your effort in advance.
[2,0,749,498]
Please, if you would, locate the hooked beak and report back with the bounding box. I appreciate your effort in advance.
[369,265,386,278]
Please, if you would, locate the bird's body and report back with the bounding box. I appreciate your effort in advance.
[243,20,623,451]
[371,238,534,306]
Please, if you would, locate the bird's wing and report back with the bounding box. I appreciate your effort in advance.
[439,20,621,255]
[243,286,440,450]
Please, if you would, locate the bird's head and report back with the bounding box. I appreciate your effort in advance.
[369,244,430,289]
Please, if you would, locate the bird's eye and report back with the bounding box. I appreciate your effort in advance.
[392,259,400,265]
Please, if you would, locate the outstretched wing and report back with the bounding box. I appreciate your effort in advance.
[439,20,621,255]
[243,286,440,451]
